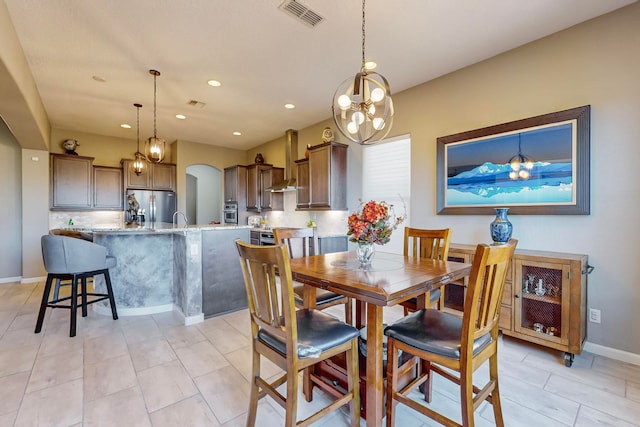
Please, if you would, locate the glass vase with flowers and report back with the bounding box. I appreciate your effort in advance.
[347,199,405,268]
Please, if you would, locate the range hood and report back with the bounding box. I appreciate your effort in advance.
[267,129,298,192]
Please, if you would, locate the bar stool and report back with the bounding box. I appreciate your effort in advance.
[48,229,94,300]
[35,235,118,337]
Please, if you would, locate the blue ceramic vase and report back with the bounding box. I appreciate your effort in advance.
[490,208,513,244]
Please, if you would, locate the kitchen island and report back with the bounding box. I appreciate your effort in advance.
[71,223,251,325]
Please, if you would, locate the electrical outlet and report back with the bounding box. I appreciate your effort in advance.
[589,308,601,324]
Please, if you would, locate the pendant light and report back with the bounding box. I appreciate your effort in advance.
[132,103,148,176]
[508,133,534,180]
[145,69,165,163]
[332,0,394,144]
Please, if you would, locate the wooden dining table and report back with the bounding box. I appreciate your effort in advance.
[288,250,472,427]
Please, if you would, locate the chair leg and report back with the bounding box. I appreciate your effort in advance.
[460,366,475,427]
[246,347,260,427]
[346,339,360,427]
[303,367,313,402]
[53,278,61,302]
[81,276,88,317]
[103,270,118,320]
[421,359,433,403]
[284,363,298,427]
[345,298,353,325]
[69,274,79,337]
[385,338,399,427]
[489,353,505,427]
[35,275,54,333]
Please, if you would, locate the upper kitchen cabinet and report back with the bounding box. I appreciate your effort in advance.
[121,160,176,192]
[304,141,348,210]
[246,164,283,212]
[152,163,176,191]
[93,166,123,210]
[295,159,310,209]
[50,154,94,210]
[260,166,284,211]
[224,165,247,204]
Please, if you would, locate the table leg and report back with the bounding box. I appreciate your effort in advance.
[366,304,384,427]
[302,284,316,309]
[355,300,366,329]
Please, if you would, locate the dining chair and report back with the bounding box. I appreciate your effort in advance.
[384,239,517,427]
[235,240,360,427]
[273,227,352,325]
[400,227,452,314]
[36,234,118,337]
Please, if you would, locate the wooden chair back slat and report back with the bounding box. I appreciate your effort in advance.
[463,240,517,346]
[273,227,319,259]
[403,227,451,261]
[236,240,297,345]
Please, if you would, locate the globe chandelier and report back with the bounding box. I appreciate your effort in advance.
[508,133,534,180]
[131,103,148,176]
[145,69,165,163]
[332,0,394,144]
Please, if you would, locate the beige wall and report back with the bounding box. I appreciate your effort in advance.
[21,149,49,280]
[371,4,640,354]
[173,139,247,214]
[0,120,22,280]
[51,128,173,167]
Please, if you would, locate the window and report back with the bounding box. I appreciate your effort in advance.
[362,135,411,254]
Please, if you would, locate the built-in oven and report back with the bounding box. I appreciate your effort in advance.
[223,203,238,224]
[259,231,275,246]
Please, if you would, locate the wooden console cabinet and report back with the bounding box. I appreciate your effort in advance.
[447,244,590,366]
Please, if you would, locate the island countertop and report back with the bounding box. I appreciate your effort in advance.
[66,222,252,234]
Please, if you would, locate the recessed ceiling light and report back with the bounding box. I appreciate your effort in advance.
[207,80,222,87]
[92,75,107,82]
[364,61,377,70]
[233,131,242,136]
[175,114,186,120]
[284,103,295,109]
[120,123,131,129]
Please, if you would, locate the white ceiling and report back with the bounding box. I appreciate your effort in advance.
[5,0,635,150]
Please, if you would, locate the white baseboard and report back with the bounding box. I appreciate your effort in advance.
[21,276,46,284]
[0,276,22,284]
[583,341,640,366]
[93,303,173,317]
[173,305,204,326]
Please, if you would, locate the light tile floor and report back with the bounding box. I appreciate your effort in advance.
[0,281,639,426]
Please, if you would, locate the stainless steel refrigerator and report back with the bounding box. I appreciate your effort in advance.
[125,189,176,223]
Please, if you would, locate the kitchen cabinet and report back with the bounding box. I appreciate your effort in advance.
[260,166,284,211]
[295,159,310,209]
[121,159,176,191]
[93,166,123,210]
[151,163,176,191]
[448,243,589,366]
[50,154,93,210]
[246,164,283,212]
[298,141,347,210]
[224,165,247,203]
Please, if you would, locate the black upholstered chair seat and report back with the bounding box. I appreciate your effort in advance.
[384,309,491,359]
[258,309,359,359]
[293,284,346,305]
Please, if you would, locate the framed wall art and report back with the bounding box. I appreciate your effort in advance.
[436,105,590,215]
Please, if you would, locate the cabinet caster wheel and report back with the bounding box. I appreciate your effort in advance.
[563,352,574,367]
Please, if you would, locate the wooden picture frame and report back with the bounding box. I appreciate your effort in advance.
[436,105,590,215]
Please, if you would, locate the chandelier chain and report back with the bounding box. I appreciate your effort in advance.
[136,104,141,151]
[361,0,366,70]
[153,73,157,138]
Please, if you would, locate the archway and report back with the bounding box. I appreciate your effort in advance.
[185,164,221,225]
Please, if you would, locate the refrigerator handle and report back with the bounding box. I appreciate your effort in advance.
[149,195,157,222]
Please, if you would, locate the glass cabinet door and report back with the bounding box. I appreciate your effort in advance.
[514,259,570,345]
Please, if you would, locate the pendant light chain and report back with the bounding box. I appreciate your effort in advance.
[153,72,158,138]
[361,0,366,71]
[136,104,141,151]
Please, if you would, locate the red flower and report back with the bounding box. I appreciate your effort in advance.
[346,199,405,245]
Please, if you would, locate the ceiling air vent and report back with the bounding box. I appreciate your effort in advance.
[187,100,206,108]
[279,0,324,28]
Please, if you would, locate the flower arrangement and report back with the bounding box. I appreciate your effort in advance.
[347,199,405,245]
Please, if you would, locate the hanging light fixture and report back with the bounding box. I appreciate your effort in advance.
[131,103,148,176]
[332,0,393,144]
[508,133,534,180]
[145,69,165,163]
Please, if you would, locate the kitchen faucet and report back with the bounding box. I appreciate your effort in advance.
[172,211,189,226]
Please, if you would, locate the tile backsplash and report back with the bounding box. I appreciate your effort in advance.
[50,211,124,229]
